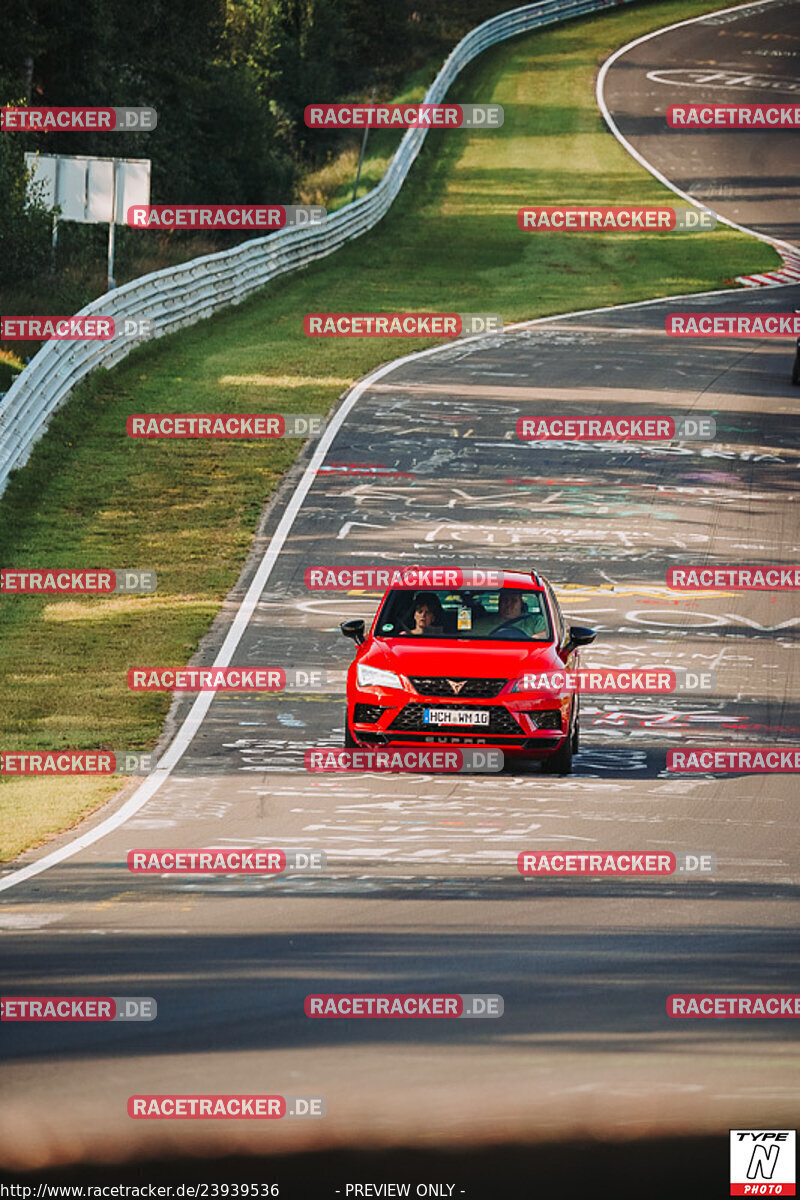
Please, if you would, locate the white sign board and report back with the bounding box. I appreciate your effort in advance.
[24,153,150,224]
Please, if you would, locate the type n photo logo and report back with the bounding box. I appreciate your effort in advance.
[730,1130,796,1195]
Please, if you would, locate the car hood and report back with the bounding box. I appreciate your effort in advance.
[366,639,555,678]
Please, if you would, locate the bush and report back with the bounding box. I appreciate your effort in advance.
[0,113,53,288]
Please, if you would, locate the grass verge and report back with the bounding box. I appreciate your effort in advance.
[0,0,779,863]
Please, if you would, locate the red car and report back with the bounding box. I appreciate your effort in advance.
[340,570,596,774]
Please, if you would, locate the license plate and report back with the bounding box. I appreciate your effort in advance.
[423,707,490,727]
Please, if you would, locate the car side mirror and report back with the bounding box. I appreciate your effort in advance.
[340,618,365,646]
[566,625,596,652]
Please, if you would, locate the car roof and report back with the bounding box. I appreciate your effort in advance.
[495,570,547,590]
[379,569,548,594]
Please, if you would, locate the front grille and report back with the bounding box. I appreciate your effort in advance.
[410,677,506,699]
[390,703,523,736]
[353,703,386,724]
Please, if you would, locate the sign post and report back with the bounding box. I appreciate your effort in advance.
[108,160,118,289]
[25,152,151,291]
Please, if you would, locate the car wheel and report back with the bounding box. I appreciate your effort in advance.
[543,701,574,775]
[543,733,573,775]
[571,719,580,754]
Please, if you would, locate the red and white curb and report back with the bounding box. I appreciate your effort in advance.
[737,249,800,289]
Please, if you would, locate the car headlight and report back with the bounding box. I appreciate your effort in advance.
[357,662,404,689]
[509,671,558,694]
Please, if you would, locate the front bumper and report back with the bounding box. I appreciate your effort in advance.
[348,684,570,758]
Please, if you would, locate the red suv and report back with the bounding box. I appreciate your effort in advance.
[340,570,595,774]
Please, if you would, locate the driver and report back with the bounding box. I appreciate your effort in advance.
[489,588,546,637]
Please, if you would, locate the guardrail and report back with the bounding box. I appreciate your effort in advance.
[0,0,635,498]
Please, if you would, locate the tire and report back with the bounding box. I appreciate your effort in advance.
[543,701,575,775]
[543,732,573,775]
[344,713,358,747]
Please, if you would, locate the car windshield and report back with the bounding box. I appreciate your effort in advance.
[374,588,552,642]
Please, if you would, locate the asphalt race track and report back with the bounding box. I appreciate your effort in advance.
[1,0,799,1182]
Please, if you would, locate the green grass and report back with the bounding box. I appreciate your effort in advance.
[0,0,780,862]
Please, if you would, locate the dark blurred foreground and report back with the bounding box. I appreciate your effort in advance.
[0,1136,724,1198]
